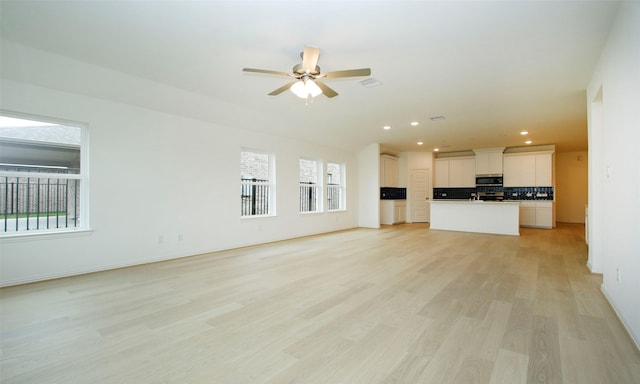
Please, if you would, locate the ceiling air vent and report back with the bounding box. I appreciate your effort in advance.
[360,78,382,88]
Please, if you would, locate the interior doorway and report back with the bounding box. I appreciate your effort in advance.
[409,169,430,222]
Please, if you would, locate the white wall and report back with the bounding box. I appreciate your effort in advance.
[0,47,361,286]
[357,143,380,228]
[587,1,640,347]
[555,151,588,223]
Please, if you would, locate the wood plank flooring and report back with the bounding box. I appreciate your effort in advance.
[1,223,639,383]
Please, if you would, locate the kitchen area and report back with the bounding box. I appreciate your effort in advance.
[380,146,558,236]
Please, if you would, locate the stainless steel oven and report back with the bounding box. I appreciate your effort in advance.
[477,191,505,201]
[476,175,504,201]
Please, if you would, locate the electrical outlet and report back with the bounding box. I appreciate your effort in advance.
[617,268,620,283]
[158,235,164,244]
[177,234,183,242]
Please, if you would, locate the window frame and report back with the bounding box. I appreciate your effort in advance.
[0,110,90,238]
[240,148,275,218]
[326,161,346,212]
[298,157,323,214]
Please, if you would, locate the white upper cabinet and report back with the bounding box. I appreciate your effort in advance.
[473,148,505,175]
[503,154,535,186]
[380,154,399,187]
[434,157,475,187]
[534,153,553,186]
[449,157,476,187]
[434,159,450,187]
[503,151,554,187]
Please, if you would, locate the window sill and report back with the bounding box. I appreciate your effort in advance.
[0,228,94,243]
[240,214,276,220]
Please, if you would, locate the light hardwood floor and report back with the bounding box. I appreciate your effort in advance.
[1,223,639,383]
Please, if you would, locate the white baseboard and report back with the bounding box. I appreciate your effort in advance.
[601,286,640,352]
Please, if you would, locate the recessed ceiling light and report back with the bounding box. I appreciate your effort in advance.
[520,131,529,135]
[411,121,419,126]
[430,115,446,121]
[525,140,532,144]
[434,148,440,152]
[417,141,423,145]
[383,125,391,130]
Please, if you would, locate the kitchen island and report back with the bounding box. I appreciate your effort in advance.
[429,200,520,236]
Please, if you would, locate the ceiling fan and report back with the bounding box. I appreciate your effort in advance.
[242,45,371,99]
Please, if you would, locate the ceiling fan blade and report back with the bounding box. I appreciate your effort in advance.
[315,80,338,98]
[268,81,297,96]
[243,68,291,77]
[301,46,320,73]
[323,68,371,79]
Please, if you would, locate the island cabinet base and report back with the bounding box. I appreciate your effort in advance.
[429,201,520,236]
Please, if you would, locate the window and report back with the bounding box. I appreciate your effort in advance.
[327,162,345,211]
[241,149,274,217]
[0,113,87,235]
[299,158,322,213]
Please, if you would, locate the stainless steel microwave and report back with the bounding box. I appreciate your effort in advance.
[476,175,503,186]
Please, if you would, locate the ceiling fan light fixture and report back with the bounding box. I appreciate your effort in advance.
[290,80,306,98]
[306,79,322,97]
[244,45,370,100]
[290,79,322,99]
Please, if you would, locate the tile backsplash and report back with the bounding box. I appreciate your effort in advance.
[433,187,477,200]
[503,186,554,200]
[380,187,407,200]
[433,186,554,200]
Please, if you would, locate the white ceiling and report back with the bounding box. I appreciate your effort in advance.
[0,1,620,153]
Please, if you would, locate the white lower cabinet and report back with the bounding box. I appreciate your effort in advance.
[519,203,536,227]
[380,200,407,225]
[519,201,553,229]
